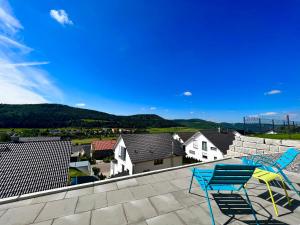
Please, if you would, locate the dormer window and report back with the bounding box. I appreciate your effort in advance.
[119,146,126,161]
[193,139,198,149]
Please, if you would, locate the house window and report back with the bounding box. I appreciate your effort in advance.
[211,147,217,150]
[214,156,217,160]
[119,147,126,161]
[193,140,198,149]
[154,159,163,165]
[189,150,195,154]
[202,141,207,151]
[202,154,208,159]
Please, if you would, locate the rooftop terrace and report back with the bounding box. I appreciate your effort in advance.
[0,157,300,225]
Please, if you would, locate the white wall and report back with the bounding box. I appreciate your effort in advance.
[185,133,224,162]
[110,138,133,175]
[133,156,183,174]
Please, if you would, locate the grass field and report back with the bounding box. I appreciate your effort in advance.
[72,136,117,145]
[147,127,198,133]
[252,133,300,140]
[69,167,88,177]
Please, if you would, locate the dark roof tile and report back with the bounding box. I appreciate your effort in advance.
[120,133,185,163]
[200,130,235,154]
[0,141,72,199]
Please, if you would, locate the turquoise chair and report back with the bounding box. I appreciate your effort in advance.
[242,148,300,196]
[189,164,259,225]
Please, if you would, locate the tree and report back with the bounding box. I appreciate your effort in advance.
[92,167,100,176]
[0,132,10,142]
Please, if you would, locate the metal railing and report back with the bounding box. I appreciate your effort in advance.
[243,115,300,134]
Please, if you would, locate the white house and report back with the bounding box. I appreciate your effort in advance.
[110,133,185,176]
[177,130,235,162]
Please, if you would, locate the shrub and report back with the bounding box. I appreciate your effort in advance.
[92,167,100,176]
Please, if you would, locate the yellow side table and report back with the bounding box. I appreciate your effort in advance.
[252,168,292,216]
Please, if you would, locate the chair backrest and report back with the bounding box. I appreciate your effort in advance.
[208,164,257,185]
[276,148,300,170]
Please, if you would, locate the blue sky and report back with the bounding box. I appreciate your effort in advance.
[0,0,300,122]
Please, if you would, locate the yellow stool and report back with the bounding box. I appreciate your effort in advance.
[252,168,292,216]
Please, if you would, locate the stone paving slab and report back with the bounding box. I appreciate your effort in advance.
[135,175,155,185]
[129,222,148,225]
[176,206,208,225]
[146,212,185,225]
[123,198,158,224]
[149,193,183,215]
[0,211,5,218]
[65,187,93,199]
[0,203,44,225]
[170,177,196,190]
[93,182,117,193]
[31,220,53,225]
[75,192,107,213]
[35,197,78,222]
[129,184,158,200]
[171,189,206,207]
[107,188,135,206]
[151,181,180,195]
[116,178,138,189]
[91,204,127,225]
[52,211,90,225]
[32,192,67,204]
[0,199,33,211]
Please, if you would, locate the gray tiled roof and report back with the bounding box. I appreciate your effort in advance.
[121,133,185,163]
[200,130,235,154]
[72,144,91,155]
[0,141,72,199]
[19,136,61,142]
[176,132,196,142]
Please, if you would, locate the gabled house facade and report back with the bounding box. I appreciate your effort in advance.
[110,133,185,176]
[178,130,235,162]
[91,140,116,160]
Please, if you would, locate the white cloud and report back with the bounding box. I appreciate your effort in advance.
[264,89,282,95]
[150,107,156,110]
[260,112,278,116]
[75,103,86,107]
[50,9,73,25]
[190,111,194,114]
[0,35,32,53]
[0,1,62,104]
[0,61,49,67]
[0,1,22,34]
[183,91,192,96]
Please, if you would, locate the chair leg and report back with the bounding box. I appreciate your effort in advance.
[243,187,260,225]
[279,171,300,196]
[189,170,195,193]
[204,188,216,225]
[266,182,279,216]
[278,176,292,206]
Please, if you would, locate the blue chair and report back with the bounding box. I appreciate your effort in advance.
[242,148,300,196]
[189,164,259,225]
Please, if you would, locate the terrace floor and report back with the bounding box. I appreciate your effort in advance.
[0,158,300,225]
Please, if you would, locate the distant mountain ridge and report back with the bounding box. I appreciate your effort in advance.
[0,104,242,130]
[0,104,179,128]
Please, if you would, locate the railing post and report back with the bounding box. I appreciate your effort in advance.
[287,114,290,134]
[243,117,246,135]
[259,118,262,133]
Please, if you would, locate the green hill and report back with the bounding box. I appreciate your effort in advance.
[174,119,219,129]
[0,104,179,128]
